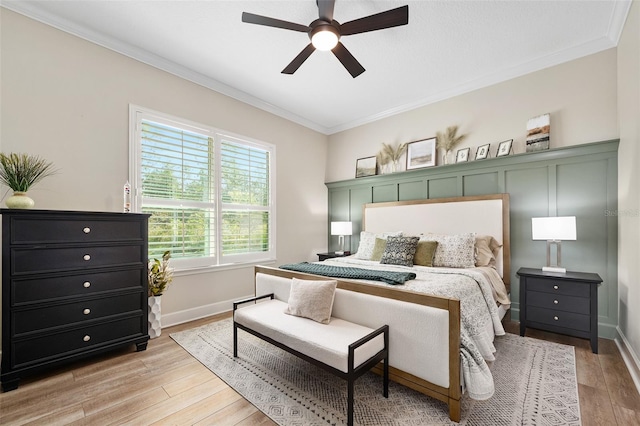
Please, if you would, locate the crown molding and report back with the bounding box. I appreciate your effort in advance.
[2,1,632,136]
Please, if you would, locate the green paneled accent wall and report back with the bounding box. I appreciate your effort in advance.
[326,140,619,338]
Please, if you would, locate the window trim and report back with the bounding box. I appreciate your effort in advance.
[129,104,276,271]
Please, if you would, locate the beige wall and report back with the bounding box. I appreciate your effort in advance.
[0,10,329,324]
[617,0,640,373]
[326,49,618,183]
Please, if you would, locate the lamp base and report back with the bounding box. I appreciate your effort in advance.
[542,266,567,274]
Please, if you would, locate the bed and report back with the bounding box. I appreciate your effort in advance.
[254,193,510,422]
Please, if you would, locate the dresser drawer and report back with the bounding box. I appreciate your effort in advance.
[11,316,145,368]
[13,292,144,335]
[526,306,591,332]
[526,277,591,297]
[12,269,144,304]
[12,245,143,274]
[526,291,590,315]
[9,217,144,244]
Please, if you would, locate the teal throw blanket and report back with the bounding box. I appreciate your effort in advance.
[279,262,416,285]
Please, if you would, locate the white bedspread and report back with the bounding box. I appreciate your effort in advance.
[321,257,507,400]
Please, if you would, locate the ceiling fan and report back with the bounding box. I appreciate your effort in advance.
[241,0,409,78]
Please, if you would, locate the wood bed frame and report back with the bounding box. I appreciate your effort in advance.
[256,193,510,422]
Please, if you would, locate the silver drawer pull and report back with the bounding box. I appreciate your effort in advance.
[83,254,91,261]
[83,335,91,342]
[83,308,91,315]
[83,227,91,234]
[554,316,559,321]
[83,281,91,288]
[553,285,559,290]
[553,300,559,304]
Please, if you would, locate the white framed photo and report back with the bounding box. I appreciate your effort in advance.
[406,137,437,170]
[456,148,470,163]
[475,144,490,160]
[496,139,513,157]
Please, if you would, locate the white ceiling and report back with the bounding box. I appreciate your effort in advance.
[3,1,631,135]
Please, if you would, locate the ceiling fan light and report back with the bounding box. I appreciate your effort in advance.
[311,29,339,51]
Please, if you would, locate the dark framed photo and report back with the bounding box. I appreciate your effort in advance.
[406,137,436,170]
[496,139,513,157]
[355,156,377,178]
[456,148,470,163]
[475,144,490,160]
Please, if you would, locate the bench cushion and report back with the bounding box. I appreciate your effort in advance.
[234,299,385,373]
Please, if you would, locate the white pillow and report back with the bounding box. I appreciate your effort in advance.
[422,233,476,268]
[284,278,337,324]
[354,231,402,260]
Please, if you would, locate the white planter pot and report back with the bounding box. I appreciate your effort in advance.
[148,296,162,338]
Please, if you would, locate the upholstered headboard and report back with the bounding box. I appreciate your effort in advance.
[362,194,510,285]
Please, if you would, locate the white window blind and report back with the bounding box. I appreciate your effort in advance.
[130,106,275,269]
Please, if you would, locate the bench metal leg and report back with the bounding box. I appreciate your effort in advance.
[233,322,238,358]
[347,379,354,426]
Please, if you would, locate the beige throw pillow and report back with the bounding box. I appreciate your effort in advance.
[475,235,502,267]
[285,278,337,324]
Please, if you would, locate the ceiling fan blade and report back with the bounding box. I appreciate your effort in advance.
[332,42,365,78]
[317,0,335,22]
[242,12,310,32]
[282,44,316,74]
[340,5,409,36]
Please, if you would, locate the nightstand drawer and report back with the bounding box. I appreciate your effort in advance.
[9,217,144,244]
[13,292,144,335]
[526,306,590,332]
[526,277,590,297]
[526,291,590,314]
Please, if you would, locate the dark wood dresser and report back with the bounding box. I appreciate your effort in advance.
[517,267,602,353]
[1,209,151,391]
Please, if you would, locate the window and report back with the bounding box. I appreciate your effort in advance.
[129,106,275,269]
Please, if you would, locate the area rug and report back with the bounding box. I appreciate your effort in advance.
[171,319,581,425]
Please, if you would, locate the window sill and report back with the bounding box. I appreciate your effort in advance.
[173,259,277,277]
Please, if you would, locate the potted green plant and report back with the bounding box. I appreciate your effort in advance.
[147,250,174,338]
[0,153,57,209]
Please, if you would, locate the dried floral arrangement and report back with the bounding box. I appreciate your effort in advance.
[376,142,407,172]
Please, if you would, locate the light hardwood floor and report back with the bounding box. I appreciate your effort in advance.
[1,312,639,425]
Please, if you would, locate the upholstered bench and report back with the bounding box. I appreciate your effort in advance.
[233,292,389,426]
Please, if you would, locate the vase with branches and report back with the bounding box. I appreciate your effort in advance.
[436,126,468,165]
[0,153,57,208]
[376,142,407,173]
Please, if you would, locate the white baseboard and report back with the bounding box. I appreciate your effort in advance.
[615,326,640,395]
[161,294,253,329]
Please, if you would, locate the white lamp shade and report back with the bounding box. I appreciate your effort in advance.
[331,221,353,236]
[531,216,577,241]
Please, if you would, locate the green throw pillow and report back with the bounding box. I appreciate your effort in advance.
[370,238,387,262]
[414,240,438,267]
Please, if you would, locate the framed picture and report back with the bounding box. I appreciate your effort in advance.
[526,113,550,152]
[496,139,513,157]
[406,137,436,170]
[475,143,490,160]
[355,156,377,178]
[456,148,470,163]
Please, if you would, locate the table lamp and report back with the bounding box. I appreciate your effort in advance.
[531,216,576,273]
[331,221,353,255]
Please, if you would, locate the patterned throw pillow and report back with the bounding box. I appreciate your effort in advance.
[354,231,402,260]
[424,233,476,268]
[380,236,420,267]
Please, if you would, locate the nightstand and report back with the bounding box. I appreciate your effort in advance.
[517,267,602,353]
[317,252,349,261]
